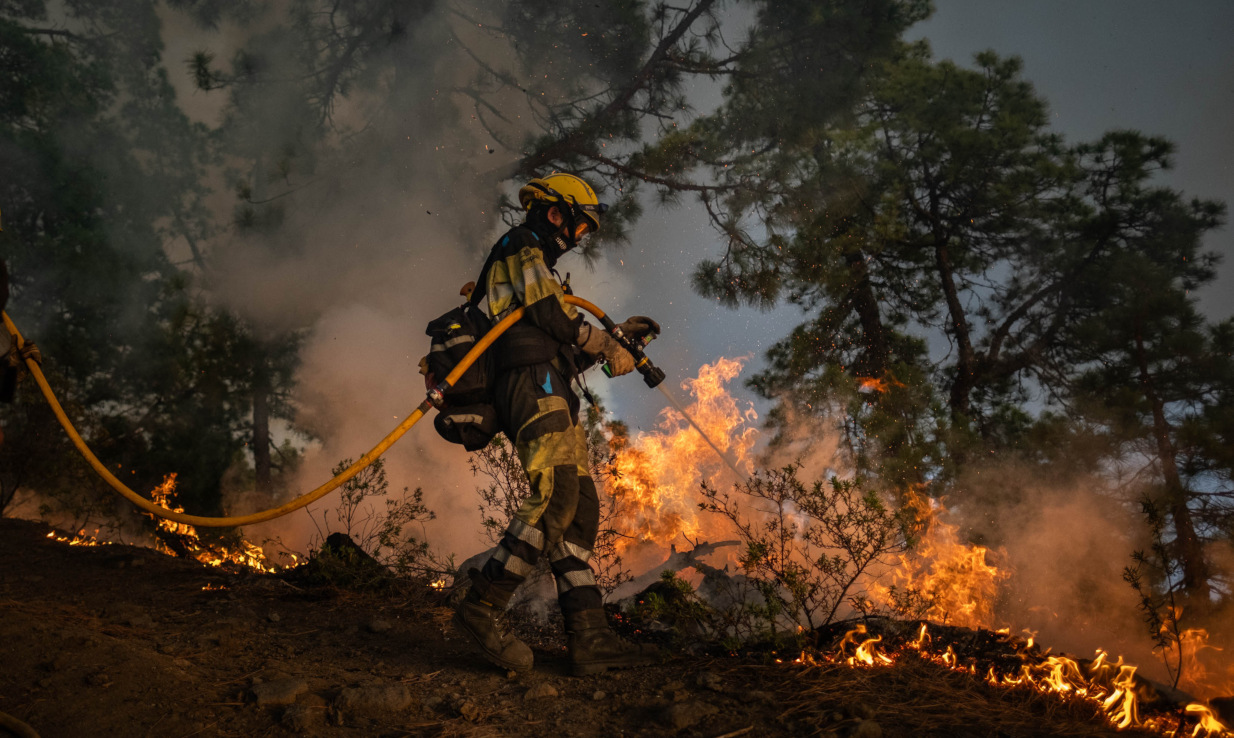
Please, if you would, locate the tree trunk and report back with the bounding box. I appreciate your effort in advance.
[252,358,272,496]
[844,250,889,378]
[934,240,977,423]
[1133,327,1211,607]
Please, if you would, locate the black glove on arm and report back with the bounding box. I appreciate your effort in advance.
[616,316,660,340]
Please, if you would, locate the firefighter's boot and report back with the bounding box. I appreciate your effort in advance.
[452,581,533,672]
[564,609,658,676]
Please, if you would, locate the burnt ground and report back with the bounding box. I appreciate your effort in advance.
[0,517,1165,738]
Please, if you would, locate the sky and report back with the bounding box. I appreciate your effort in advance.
[585,0,1234,431]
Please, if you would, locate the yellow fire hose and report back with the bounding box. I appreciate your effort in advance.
[0,295,609,528]
[0,296,613,738]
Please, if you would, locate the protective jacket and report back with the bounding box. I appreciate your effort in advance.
[484,225,582,373]
[468,223,603,618]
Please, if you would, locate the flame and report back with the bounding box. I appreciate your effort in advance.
[855,374,905,394]
[606,358,758,549]
[429,579,446,590]
[868,488,1007,628]
[43,475,282,574]
[856,377,888,394]
[146,474,279,573]
[1188,704,1230,737]
[1157,629,1234,701]
[827,624,1232,737]
[45,528,111,547]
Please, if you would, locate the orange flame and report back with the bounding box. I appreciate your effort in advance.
[868,489,1007,628]
[856,377,889,394]
[833,625,1231,737]
[1158,629,1234,701]
[606,358,758,549]
[45,528,111,547]
[145,474,279,573]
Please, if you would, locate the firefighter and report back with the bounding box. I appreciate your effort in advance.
[453,173,660,675]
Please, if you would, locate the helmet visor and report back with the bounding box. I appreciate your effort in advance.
[575,201,607,237]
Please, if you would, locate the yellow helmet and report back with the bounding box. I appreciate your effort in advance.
[518,173,608,236]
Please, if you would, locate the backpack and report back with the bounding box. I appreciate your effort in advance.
[423,250,500,451]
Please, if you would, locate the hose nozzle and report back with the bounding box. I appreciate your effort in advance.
[601,319,666,389]
[637,359,666,389]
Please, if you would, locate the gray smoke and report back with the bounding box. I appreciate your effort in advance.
[152,2,568,559]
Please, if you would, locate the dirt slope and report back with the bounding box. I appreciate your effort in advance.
[0,518,1151,738]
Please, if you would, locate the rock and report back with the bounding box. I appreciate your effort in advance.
[281,704,316,732]
[268,612,281,623]
[335,683,413,715]
[458,701,481,721]
[251,678,309,707]
[656,701,719,731]
[524,683,559,700]
[85,672,111,687]
[173,659,192,668]
[366,619,392,634]
[849,720,883,738]
[592,690,606,701]
[696,671,724,692]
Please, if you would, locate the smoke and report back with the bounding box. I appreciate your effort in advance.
[957,462,1228,698]
[690,365,1220,691]
[950,458,1195,687]
[145,1,576,561]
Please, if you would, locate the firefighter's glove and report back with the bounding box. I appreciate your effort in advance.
[578,323,635,378]
[17,341,41,366]
[617,316,660,341]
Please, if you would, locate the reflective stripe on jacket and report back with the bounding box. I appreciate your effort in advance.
[486,226,580,369]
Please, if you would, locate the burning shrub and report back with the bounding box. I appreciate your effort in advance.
[699,463,913,633]
[859,488,1007,627]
